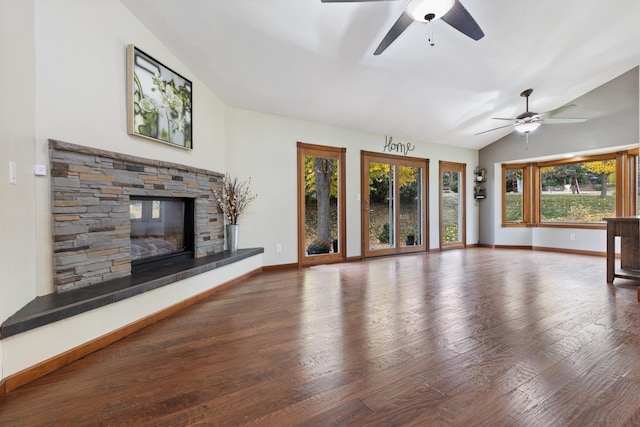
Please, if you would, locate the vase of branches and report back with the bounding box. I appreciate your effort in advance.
[213,174,257,252]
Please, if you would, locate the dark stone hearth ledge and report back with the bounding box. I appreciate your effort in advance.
[1,248,263,339]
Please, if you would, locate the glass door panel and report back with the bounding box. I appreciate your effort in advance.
[304,155,339,255]
[399,166,422,248]
[368,162,395,251]
[362,151,428,257]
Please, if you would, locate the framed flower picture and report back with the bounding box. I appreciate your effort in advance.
[127,45,193,149]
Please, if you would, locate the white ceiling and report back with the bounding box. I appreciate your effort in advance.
[120,0,640,150]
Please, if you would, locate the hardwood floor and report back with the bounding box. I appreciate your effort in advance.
[2,248,640,426]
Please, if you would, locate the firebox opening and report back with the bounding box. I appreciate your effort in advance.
[130,196,195,272]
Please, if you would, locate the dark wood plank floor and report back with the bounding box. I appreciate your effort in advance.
[2,248,640,426]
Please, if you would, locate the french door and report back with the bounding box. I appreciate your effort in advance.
[361,151,428,257]
[439,161,466,249]
[297,142,346,266]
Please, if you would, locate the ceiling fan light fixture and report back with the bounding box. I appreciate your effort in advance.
[406,0,455,22]
[514,121,541,134]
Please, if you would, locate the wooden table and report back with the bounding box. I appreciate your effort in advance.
[604,217,640,287]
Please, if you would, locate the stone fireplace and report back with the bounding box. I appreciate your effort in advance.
[49,140,224,292]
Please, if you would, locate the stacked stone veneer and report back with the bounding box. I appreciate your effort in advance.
[49,139,224,292]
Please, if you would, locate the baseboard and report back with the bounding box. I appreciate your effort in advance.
[262,263,298,272]
[495,245,533,250]
[532,246,606,257]
[494,244,607,257]
[3,267,261,395]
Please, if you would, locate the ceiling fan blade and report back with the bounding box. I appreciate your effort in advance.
[322,0,398,2]
[475,123,514,135]
[374,12,414,55]
[441,0,484,40]
[543,117,587,124]
[492,117,517,121]
[542,103,577,117]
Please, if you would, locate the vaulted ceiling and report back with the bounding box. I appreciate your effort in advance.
[120,0,640,150]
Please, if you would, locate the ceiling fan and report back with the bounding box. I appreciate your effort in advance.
[321,0,484,55]
[476,88,587,136]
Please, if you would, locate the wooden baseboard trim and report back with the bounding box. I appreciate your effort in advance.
[494,245,534,250]
[262,263,298,272]
[478,243,495,248]
[3,267,262,394]
[532,246,606,257]
[494,244,606,257]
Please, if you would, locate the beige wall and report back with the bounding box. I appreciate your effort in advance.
[0,0,37,338]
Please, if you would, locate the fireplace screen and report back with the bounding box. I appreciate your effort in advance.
[130,197,194,262]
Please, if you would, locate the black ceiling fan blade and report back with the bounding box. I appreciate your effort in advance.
[475,123,514,135]
[374,12,414,55]
[321,0,399,2]
[441,0,484,41]
[543,103,577,117]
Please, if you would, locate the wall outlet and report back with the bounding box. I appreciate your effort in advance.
[570,233,576,241]
[276,243,282,253]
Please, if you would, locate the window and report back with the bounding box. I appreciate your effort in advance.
[440,161,466,248]
[537,155,617,224]
[502,149,638,227]
[502,163,530,226]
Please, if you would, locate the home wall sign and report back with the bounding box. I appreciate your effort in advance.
[127,45,193,149]
[383,136,416,156]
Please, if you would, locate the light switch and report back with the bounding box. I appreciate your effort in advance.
[9,161,16,184]
[34,164,47,176]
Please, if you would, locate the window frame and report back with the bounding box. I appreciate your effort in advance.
[501,149,638,229]
[502,163,531,227]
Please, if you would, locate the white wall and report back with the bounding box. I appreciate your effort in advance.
[225,107,479,266]
[0,0,37,382]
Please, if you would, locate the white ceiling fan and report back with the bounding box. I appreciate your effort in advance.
[321,0,484,55]
[476,88,587,137]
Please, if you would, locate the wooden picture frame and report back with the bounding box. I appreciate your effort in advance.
[127,45,192,149]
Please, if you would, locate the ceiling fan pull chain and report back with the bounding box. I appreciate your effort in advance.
[428,21,435,46]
